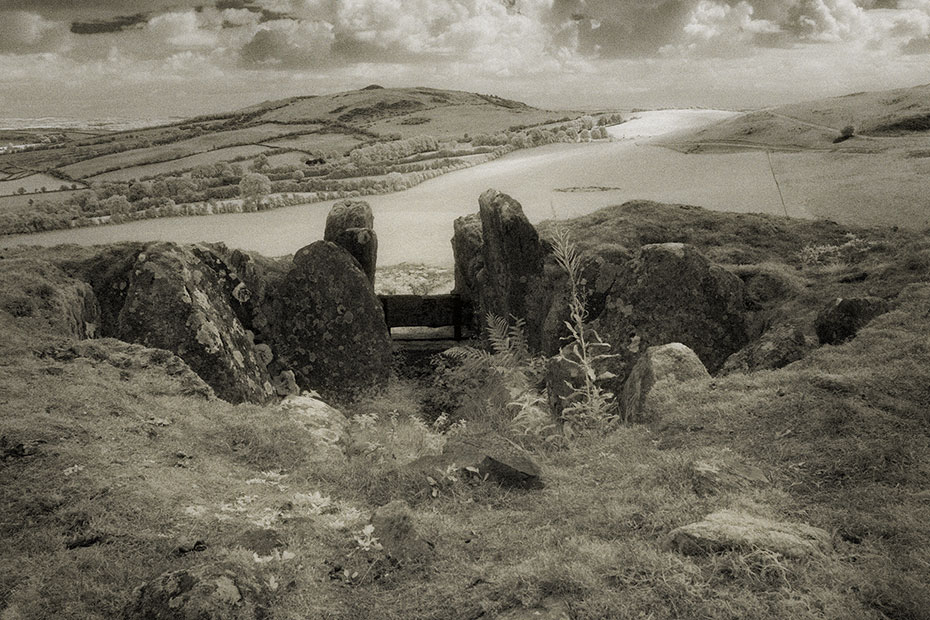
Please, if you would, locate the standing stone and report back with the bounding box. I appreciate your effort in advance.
[815,296,889,345]
[621,343,710,422]
[324,200,377,286]
[451,213,484,300]
[477,189,546,323]
[116,243,274,404]
[269,241,392,401]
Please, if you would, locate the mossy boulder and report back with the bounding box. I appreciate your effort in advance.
[815,296,890,345]
[621,343,710,422]
[116,243,274,404]
[268,241,392,401]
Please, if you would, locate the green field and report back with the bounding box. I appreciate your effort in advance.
[265,132,365,155]
[59,124,320,179]
[87,145,273,182]
[0,173,70,196]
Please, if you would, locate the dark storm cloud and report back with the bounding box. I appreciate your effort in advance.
[70,13,148,34]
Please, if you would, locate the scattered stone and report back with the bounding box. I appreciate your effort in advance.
[278,393,349,460]
[174,539,208,556]
[116,243,273,404]
[123,563,269,620]
[621,343,710,422]
[668,510,832,558]
[440,431,544,490]
[370,500,433,566]
[268,241,392,401]
[815,296,890,345]
[324,200,377,286]
[721,323,810,374]
[690,458,769,497]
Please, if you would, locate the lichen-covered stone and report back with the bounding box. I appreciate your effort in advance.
[451,212,484,301]
[476,189,546,339]
[268,241,392,401]
[722,323,810,374]
[622,343,711,422]
[116,243,273,404]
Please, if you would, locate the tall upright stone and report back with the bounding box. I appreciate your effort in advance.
[324,200,377,287]
[268,241,392,401]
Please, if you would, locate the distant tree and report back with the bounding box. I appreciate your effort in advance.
[841,125,855,138]
[251,153,270,172]
[16,187,26,195]
[579,128,591,142]
[239,172,271,206]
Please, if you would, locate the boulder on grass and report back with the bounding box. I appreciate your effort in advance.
[690,458,769,497]
[442,431,544,490]
[278,392,348,460]
[269,241,392,401]
[815,296,889,345]
[622,343,710,422]
[123,563,270,620]
[116,243,274,404]
[668,510,832,558]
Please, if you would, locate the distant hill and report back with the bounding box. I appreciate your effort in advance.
[219,86,566,139]
[663,83,930,151]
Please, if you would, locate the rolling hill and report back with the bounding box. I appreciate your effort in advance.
[663,83,930,152]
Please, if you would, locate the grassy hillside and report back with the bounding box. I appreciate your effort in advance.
[2,202,929,618]
[663,83,930,152]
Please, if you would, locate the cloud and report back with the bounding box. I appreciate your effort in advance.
[0,10,71,53]
[240,18,334,66]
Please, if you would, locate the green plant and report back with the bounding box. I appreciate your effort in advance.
[551,230,618,436]
[438,313,543,426]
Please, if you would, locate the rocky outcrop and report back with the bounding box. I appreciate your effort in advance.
[116,243,274,404]
[668,510,832,558]
[621,343,710,422]
[589,243,749,390]
[123,563,270,620]
[722,323,809,374]
[324,200,377,286]
[0,258,100,339]
[815,296,889,345]
[268,241,392,401]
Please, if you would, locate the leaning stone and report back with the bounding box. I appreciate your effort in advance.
[668,510,832,558]
[324,200,377,286]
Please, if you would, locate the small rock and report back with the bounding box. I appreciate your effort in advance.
[690,458,769,497]
[123,563,269,620]
[668,510,832,558]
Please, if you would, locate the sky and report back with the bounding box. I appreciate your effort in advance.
[0,0,929,119]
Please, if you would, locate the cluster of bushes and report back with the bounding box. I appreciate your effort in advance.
[348,135,441,166]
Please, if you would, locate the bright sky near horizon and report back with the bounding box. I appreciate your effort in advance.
[0,0,928,118]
